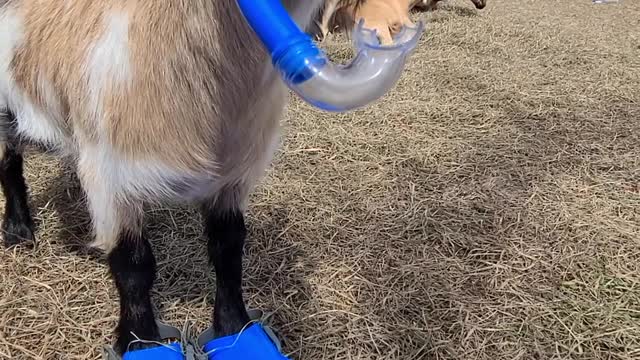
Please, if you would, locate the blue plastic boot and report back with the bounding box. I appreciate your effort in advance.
[198,311,288,360]
[102,321,186,360]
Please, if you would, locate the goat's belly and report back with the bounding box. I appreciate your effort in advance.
[75,81,286,206]
[124,80,284,204]
[77,137,280,206]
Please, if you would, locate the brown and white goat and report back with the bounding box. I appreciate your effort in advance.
[316,0,487,43]
[0,0,328,354]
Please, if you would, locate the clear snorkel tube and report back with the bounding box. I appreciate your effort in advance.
[236,0,424,112]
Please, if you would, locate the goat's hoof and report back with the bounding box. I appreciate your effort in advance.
[2,220,35,248]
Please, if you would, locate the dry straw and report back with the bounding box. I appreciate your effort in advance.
[1,0,639,359]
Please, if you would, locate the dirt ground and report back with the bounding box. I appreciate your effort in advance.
[1,0,639,359]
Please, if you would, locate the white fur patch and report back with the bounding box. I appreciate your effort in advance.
[79,145,122,252]
[86,10,131,125]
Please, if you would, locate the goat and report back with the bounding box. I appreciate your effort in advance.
[316,0,487,42]
[317,0,416,45]
[0,0,330,355]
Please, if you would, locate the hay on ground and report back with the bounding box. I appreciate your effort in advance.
[1,0,639,359]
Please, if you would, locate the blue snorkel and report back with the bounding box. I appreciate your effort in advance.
[236,0,424,112]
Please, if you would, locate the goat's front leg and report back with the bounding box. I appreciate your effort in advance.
[202,194,251,337]
[78,160,160,354]
[107,225,160,353]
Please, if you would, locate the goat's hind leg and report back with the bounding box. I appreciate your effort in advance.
[78,158,160,354]
[0,111,35,248]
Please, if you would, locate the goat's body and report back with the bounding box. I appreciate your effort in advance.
[1,0,323,252]
[2,0,327,353]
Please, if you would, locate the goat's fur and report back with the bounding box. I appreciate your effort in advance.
[0,0,325,252]
[1,0,333,352]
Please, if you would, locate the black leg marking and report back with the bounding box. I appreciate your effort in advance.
[0,146,35,248]
[108,229,160,354]
[203,206,250,337]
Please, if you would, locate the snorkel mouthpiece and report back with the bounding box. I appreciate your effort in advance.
[236,0,424,112]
